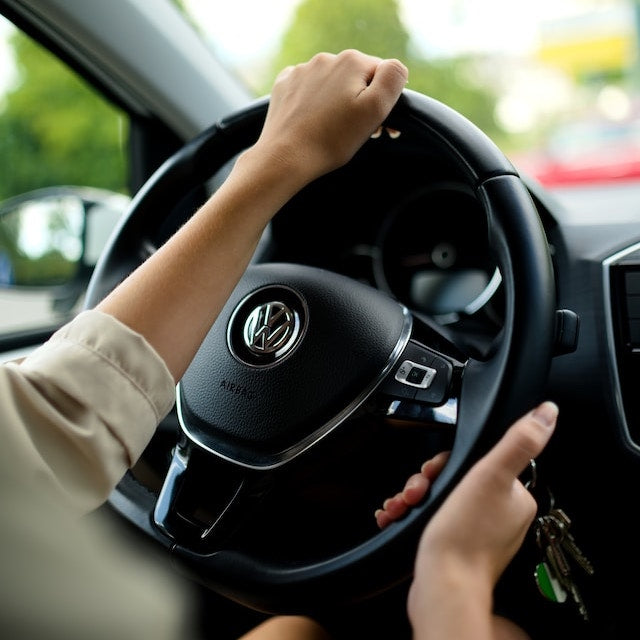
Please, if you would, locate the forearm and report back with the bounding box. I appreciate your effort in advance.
[96,145,309,382]
[96,51,408,382]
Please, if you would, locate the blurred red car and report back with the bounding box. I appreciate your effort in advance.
[513,117,640,187]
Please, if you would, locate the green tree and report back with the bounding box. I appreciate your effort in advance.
[265,0,503,141]
[407,56,501,141]
[0,31,128,202]
[271,0,409,71]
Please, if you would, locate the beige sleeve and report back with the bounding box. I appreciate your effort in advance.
[0,480,200,640]
[0,309,176,514]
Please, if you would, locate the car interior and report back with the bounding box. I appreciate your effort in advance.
[2,1,640,638]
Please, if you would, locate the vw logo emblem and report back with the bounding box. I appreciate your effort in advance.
[244,301,298,355]
[227,285,307,367]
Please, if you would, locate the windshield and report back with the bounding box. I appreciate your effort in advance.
[180,0,640,191]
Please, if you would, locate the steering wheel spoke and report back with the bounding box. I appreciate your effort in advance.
[154,443,274,552]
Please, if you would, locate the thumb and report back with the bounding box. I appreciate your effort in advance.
[482,401,558,482]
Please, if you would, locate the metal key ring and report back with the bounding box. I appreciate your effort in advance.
[523,458,537,490]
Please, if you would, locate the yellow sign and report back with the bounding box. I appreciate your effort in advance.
[536,6,637,78]
[538,33,635,76]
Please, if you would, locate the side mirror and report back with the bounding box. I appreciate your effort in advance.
[0,186,129,311]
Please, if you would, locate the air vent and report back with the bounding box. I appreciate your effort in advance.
[607,246,640,445]
[624,270,640,348]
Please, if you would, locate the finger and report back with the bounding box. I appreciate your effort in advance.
[375,508,394,529]
[403,449,451,505]
[364,58,408,105]
[376,493,411,529]
[482,401,558,481]
[420,450,450,481]
[382,492,408,518]
[378,450,450,520]
[274,64,295,82]
[404,450,450,503]
[376,501,409,529]
[318,49,381,89]
[402,472,430,506]
[340,48,383,79]
[375,448,452,528]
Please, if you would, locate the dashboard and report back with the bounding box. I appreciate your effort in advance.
[100,103,640,637]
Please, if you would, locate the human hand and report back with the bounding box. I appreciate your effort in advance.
[407,401,558,639]
[253,49,408,186]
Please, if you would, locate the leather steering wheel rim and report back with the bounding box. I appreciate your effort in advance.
[85,89,556,613]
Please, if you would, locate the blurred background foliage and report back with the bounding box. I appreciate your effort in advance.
[1,0,638,205]
[0,0,502,208]
[0,31,127,202]
[265,0,501,140]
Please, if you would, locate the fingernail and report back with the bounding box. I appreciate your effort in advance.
[532,401,559,428]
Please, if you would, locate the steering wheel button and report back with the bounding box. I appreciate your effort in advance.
[415,354,452,405]
[379,375,417,400]
[394,360,436,389]
[407,366,427,385]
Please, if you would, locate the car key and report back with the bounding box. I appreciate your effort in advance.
[535,506,589,615]
[547,508,594,577]
[527,471,593,621]
[533,502,593,620]
[535,512,589,620]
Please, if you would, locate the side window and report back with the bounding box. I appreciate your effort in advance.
[0,15,130,339]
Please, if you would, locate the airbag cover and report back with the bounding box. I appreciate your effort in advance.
[178,263,406,465]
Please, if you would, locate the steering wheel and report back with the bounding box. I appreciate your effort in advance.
[85,89,556,614]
